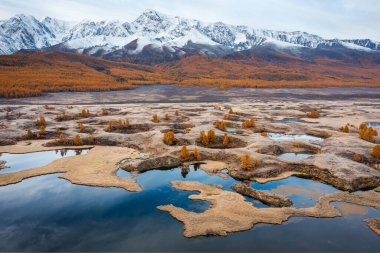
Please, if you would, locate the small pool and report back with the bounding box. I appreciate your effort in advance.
[273,118,309,124]
[278,153,312,159]
[366,122,380,127]
[0,149,90,174]
[268,133,324,142]
[226,127,237,134]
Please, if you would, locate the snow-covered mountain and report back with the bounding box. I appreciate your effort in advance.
[1,9,379,58]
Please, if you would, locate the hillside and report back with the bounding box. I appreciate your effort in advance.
[0,51,170,98]
[1,48,380,98]
[156,48,380,88]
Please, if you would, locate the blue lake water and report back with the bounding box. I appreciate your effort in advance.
[0,151,379,251]
[0,149,90,174]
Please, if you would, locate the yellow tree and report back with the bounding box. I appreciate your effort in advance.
[223,133,229,147]
[152,113,159,123]
[78,123,85,132]
[207,129,217,143]
[39,125,46,135]
[194,147,201,161]
[73,134,83,146]
[36,116,46,127]
[26,129,34,139]
[163,131,176,145]
[199,130,209,146]
[181,145,190,160]
[372,144,380,162]
[353,153,361,162]
[241,154,252,171]
[88,135,95,144]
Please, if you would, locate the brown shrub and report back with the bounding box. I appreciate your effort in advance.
[151,113,159,123]
[36,116,46,127]
[353,153,361,162]
[306,110,320,118]
[339,124,349,133]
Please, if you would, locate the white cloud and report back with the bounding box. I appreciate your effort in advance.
[0,0,379,40]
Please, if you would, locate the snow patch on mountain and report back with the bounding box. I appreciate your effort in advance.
[0,10,379,56]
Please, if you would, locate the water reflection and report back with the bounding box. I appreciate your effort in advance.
[268,133,324,142]
[273,118,309,124]
[0,149,90,174]
[278,153,312,159]
[0,152,379,251]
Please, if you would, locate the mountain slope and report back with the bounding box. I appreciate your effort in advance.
[0,51,170,98]
[1,49,380,98]
[0,9,379,60]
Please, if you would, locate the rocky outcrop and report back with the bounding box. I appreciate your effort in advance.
[158,181,380,238]
[232,183,293,207]
[0,160,6,169]
[365,218,380,236]
[122,155,182,172]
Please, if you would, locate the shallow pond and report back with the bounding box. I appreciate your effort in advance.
[268,133,324,142]
[366,122,380,127]
[226,127,237,134]
[278,153,312,160]
[0,149,90,174]
[0,151,379,251]
[273,118,309,124]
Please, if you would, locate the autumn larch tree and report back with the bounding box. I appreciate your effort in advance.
[359,125,378,142]
[73,134,83,146]
[152,113,159,123]
[175,110,179,116]
[80,109,89,118]
[241,154,253,171]
[353,153,361,162]
[306,110,320,118]
[87,135,95,144]
[36,116,46,127]
[39,125,46,135]
[372,144,380,162]
[339,125,349,133]
[26,129,34,139]
[193,147,201,161]
[223,133,229,147]
[78,123,85,132]
[101,108,109,116]
[59,134,68,145]
[163,131,176,145]
[181,145,190,160]
[164,114,169,121]
[207,129,217,143]
[199,130,209,146]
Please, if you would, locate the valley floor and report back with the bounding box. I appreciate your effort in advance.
[0,87,379,250]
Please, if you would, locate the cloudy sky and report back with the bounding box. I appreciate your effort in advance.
[1,0,379,40]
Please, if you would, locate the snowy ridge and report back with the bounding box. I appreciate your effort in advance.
[0,9,379,56]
